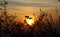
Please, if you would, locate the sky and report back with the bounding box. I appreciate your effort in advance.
[0,0,60,23]
[0,0,59,6]
[7,0,60,7]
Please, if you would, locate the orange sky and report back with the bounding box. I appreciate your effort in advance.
[7,6,60,23]
[0,0,60,23]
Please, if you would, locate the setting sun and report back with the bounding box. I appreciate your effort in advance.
[26,19,34,26]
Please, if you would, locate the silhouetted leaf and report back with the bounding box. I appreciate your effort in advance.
[58,0,60,1]
[29,17,32,19]
[25,16,29,19]
[5,1,8,4]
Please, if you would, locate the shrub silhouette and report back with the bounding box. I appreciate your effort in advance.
[0,1,60,37]
[34,9,60,37]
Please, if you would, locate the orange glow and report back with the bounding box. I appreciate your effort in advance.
[26,19,34,26]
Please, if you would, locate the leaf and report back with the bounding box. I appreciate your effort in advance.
[5,1,8,4]
[58,0,60,1]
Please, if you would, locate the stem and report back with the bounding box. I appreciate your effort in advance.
[4,0,8,29]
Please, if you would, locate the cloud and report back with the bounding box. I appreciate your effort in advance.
[8,0,58,2]
[10,0,60,3]
[7,0,60,7]
[0,0,60,7]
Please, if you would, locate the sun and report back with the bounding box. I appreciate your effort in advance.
[26,19,34,26]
